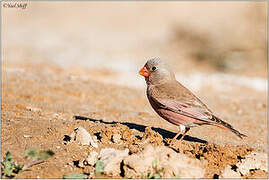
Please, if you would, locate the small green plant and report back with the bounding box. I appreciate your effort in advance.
[152,159,158,168]
[140,159,163,179]
[152,173,161,179]
[63,173,88,179]
[141,172,151,179]
[151,159,162,179]
[94,160,104,175]
[1,152,23,178]
[1,148,54,178]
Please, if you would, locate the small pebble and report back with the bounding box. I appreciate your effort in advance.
[112,134,122,144]
[23,135,31,138]
[78,160,85,168]
[52,113,60,118]
[92,135,98,143]
[26,106,41,112]
[69,126,98,148]
[85,151,98,166]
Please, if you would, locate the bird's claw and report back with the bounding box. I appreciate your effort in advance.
[166,138,178,147]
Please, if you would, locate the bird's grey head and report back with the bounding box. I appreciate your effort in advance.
[139,57,175,85]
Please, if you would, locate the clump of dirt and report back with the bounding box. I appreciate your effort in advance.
[96,123,139,145]
[166,139,254,178]
[99,126,114,144]
[70,119,256,178]
[127,126,164,154]
[141,127,164,146]
[66,120,256,178]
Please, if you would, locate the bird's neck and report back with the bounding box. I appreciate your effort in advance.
[146,78,174,87]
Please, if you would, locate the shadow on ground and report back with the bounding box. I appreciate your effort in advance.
[74,115,207,144]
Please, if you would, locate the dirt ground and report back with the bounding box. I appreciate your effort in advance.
[1,60,267,178]
[1,1,268,179]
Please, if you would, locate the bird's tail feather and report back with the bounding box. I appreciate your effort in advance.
[212,115,247,139]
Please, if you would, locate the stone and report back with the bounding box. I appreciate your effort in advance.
[92,135,98,144]
[99,148,129,176]
[69,126,98,148]
[221,165,241,178]
[26,106,41,112]
[78,159,85,168]
[236,152,267,176]
[85,151,99,166]
[52,113,60,118]
[23,135,31,138]
[123,144,204,178]
[112,134,122,144]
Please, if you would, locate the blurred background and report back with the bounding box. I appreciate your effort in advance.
[2,1,267,91]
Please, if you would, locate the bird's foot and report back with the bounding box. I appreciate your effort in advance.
[167,138,180,146]
[165,138,184,152]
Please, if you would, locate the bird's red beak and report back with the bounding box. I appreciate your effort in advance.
[139,66,149,77]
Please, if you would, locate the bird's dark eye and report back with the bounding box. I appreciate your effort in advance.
[151,66,157,71]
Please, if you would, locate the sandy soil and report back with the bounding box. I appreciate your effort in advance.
[1,61,267,178]
[1,1,267,178]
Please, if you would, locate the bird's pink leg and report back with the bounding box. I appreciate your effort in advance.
[172,127,190,142]
[177,127,190,142]
[173,131,182,140]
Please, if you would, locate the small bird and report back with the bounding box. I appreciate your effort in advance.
[139,58,247,142]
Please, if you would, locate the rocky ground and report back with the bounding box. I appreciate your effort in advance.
[1,2,268,178]
[1,61,268,178]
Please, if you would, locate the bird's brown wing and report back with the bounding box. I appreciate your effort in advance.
[151,94,248,138]
[148,81,217,125]
[150,96,214,124]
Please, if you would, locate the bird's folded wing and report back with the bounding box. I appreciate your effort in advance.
[150,96,214,123]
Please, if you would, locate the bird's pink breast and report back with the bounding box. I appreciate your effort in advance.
[156,108,197,127]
